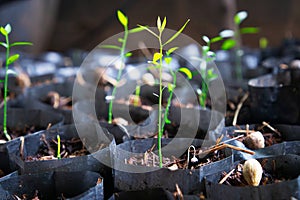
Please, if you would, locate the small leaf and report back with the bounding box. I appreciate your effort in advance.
[138,25,158,38]
[163,19,190,46]
[161,17,167,31]
[157,16,162,30]
[207,51,216,58]
[0,27,7,36]
[259,37,268,49]
[196,88,202,95]
[210,36,223,43]
[0,79,4,83]
[99,45,122,50]
[234,11,248,25]
[117,10,128,27]
[219,30,234,38]
[7,54,19,65]
[178,67,192,80]
[0,42,7,48]
[118,38,124,43]
[153,52,163,63]
[4,24,11,34]
[202,46,209,52]
[207,69,218,80]
[166,47,178,56]
[240,27,259,34]
[7,69,18,76]
[128,26,145,34]
[164,57,172,64]
[202,35,210,43]
[10,42,33,47]
[167,83,174,92]
[221,39,236,50]
[125,52,132,57]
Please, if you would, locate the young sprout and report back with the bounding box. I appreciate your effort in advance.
[133,84,141,107]
[0,24,32,141]
[219,11,259,80]
[100,10,143,123]
[259,37,268,49]
[187,145,198,168]
[57,135,61,159]
[139,17,190,167]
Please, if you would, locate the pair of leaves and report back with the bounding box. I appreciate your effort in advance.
[0,24,11,36]
[157,16,167,33]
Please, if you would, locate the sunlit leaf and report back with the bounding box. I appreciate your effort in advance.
[118,38,124,43]
[210,36,223,43]
[4,24,11,34]
[166,47,178,56]
[125,52,132,57]
[153,52,163,63]
[0,27,7,36]
[234,11,248,25]
[163,19,190,46]
[207,51,216,58]
[167,83,175,92]
[157,16,162,30]
[138,25,158,38]
[202,35,210,43]
[99,45,121,50]
[221,39,236,50]
[0,42,7,48]
[178,67,192,79]
[164,57,172,64]
[117,10,128,27]
[128,27,145,34]
[259,37,268,49]
[202,46,209,52]
[7,69,17,76]
[161,17,167,31]
[7,54,19,65]
[240,27,259,34]
[219,30,234,38]
[10,42,33,47]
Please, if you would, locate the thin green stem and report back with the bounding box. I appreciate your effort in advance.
[57,135,61,159]
[158,32,163,168]
[134,85,141,107]
[3,34,11,141]
[108,25,128,123]
[162,71,176,128]
[235,28,243,80]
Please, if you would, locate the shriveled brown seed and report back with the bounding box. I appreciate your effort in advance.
[243,131,265,150]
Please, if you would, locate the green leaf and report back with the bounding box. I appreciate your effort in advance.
[219,30,234,38]
[125,52,132,57]
[207,69,218,80]
[210,36,223,43]
[202,46,209,52]
[0,27,7,36]
[10,42,33,47]
[0,79,4,83]
[202,35,210,43]
[157,16,162,30]
[166,47,178,56]
[117,10,128,27]
[259,37,268,49]
[240,27,259,34]
[7,54,19,65]
[153,52,163,63]
[167,83,175,92]
[99,45,121,50]
[221,39,236,50]
[0,42,7,48]
[234,11,248,25]
[161,17,167,31]
[4,24,11,34]
[138,25,158,38]
[118,38,124,43]
[178,67,192,80]
[164,57,172,64]
[128,26,145,34]
[163,19,190,46]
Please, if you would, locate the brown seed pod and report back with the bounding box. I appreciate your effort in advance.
[243,131,265,150]
[243,159,263,186]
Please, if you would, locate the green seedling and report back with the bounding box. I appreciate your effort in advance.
[100,10,143,123]
[192,35,220,108]
[139,17,190,167]
[259,37,268,49]
[0,24,32,141]
[57,135,61,159]
[220,11,259,80]
[133,84,141,107]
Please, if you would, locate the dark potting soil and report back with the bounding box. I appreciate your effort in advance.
[219,159,291,186]
[0,125,40,141]
[125,144,226,170]
[25,134,107,161]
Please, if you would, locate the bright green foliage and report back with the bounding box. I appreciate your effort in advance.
[57,135,61,159]
[139,17,190,168]
[220,11,259,80]
[99,10,143,124]
[0,23,32,141]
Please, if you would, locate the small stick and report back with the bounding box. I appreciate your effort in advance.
[219,168,235,184]
[234,129,255,134]
[224,144,255,155]
[216,135,224,145]
[20,136,25,160]
[262,121,281,137]
[232,92,249,126]
[46,123,52,130]
[175,184,183,200]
